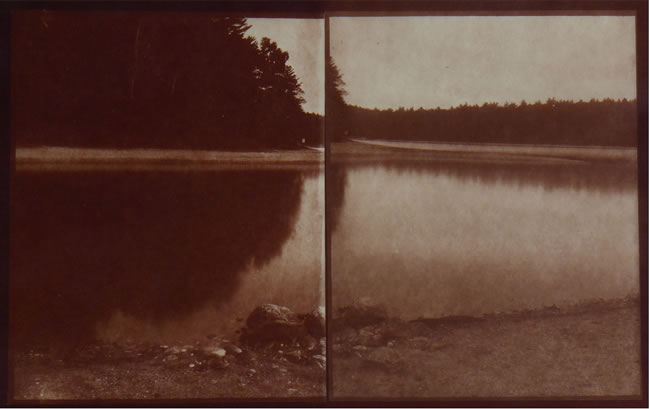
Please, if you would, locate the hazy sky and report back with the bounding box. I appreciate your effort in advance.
[330,16,637,110]
[248,18,324,114]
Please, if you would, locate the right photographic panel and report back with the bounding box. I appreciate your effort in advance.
[327,15,640,399]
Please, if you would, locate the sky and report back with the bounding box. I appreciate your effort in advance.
[330,16,637,110]
[248,18,324,114]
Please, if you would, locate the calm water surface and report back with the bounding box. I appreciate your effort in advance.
[331,156,639,319]
[12,168,324,349]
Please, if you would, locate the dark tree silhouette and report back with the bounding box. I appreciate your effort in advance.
[325,56,349,142]
[12,12,316,150]
[253,38,307,149]
[341,99,637,147]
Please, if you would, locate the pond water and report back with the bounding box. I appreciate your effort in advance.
[11,168,324,349]
[11,148,641,345]
[330,153,639,319]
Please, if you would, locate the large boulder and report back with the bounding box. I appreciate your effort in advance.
[245,304,301,330]
[240,304,321,348]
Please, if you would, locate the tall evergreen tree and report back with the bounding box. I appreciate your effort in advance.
[12,12,313,150]
[325,56,349,141]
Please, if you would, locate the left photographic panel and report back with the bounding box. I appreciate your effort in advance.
[10,11,325,401]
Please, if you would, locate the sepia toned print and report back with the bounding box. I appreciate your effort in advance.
[7,7,644,405]
[10,11,325,401]
[328,16,640,399]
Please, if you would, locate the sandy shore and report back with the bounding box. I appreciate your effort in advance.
[331,141,638,166]
[331,297,641,400]
[15,146,324,171]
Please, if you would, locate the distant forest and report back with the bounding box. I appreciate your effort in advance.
[13,12,322,150]
[324,57,637,147]
[335,99,637,147]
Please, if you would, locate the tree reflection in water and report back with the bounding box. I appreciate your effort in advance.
[11,170,305,352]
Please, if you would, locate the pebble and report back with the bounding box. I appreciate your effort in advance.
[189,363,195,368]
[203,346,227,358]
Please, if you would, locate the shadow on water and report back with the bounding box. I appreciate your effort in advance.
[332,157,637,195]
[11,170,305,352]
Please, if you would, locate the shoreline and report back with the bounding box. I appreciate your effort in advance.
[14,146,325,171]
[11,296,640,401]
[331,296,641,399]
[332,141,638,165]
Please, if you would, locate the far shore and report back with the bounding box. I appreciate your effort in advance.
[14,146,324,171]
[14,140,637,170]
[334,140,637,164]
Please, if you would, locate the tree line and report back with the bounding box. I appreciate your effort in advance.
[13,12,636,150]
[323,57,637,147]
[333,98,637,147]
[13,12,321,150]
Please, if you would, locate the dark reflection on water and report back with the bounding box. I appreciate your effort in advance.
[332,158,637,195]
[11,170,305,351]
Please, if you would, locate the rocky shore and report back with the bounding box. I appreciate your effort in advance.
[12,304,326,401]
[12,297,641,401]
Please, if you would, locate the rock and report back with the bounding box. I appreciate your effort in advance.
[312,354,326,366]
[240,304,314,348]
[356,327,385,347]
[223,344,242,355]
[337,297,388,329]
[246,304,300,329]
[166,346,184,354]
[285,350,302,363]
[163,354,178,362]
[202,346,227,358]
[302,306,326,339]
